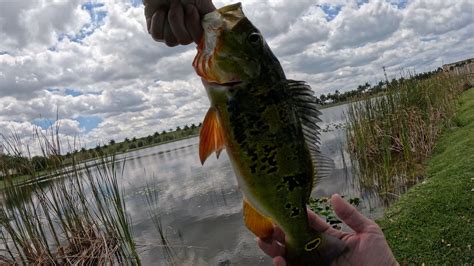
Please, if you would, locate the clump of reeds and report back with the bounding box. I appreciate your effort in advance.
[346,73,468,200]
[0,127,140,264]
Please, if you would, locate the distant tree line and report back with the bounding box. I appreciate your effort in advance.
[315,68,443,105]
[0,123,202,179]
[69,123,202,163]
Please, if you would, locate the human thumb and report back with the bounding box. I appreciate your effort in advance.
[331,194,372,233]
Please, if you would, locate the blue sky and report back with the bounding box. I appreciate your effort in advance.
[318,4,343,21]
[74,2,107,42]
[76,116,103,132]
[0,0,472,152]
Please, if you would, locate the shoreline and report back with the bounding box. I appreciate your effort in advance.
[377,88,474,264]
[0,135,199,189]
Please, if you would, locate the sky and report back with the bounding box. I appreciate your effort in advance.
[0,0,473,154]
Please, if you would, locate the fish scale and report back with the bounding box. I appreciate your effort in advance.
[193,3,346,265]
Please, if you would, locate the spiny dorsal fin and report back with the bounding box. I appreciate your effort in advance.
[199,107,225,165]
[286,80,334,187]
[243,199,274,239]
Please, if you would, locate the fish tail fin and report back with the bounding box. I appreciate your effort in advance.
[285,228,347,266]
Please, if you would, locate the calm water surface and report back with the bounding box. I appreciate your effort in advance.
[108,103,386,265]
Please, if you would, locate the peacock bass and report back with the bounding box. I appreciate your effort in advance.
[193,3,346,265]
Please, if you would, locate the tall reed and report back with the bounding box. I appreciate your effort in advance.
[346,73,469,200]
[0,129,140,264]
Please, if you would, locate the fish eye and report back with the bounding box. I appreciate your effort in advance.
[248,32,261,45]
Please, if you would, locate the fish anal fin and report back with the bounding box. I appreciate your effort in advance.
[199,107,225,165]
[243,199,273,239]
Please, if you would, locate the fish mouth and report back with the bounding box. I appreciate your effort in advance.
[220,80,242,86]
[194,4,246,87]
[202,79,242,87]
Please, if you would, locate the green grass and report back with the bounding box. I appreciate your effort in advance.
[0,174,32,189]
[378,88,474,264]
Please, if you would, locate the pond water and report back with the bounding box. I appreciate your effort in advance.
[2,104,387,265]
[106,103,385,265]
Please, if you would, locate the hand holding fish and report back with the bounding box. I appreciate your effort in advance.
[143,1,399,264]
[258,194,399,266]
[143,0,215,46]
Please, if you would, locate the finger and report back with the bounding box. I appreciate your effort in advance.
[143,0,165,32]
[307,208,345,239]
[331,194,373,233]
[150,8,167,41]
[195,0,216,15]
[273,256,287,266]
[168,0,192,45]
[257,238,285,258]
[272,226,285,244]
[163,18,179,47]
[184,4,203,43]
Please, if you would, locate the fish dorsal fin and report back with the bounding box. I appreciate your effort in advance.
[243,199,274,239]
[199,107,225,165]
[286,80,334,187]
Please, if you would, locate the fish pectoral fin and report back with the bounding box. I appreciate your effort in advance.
[199,107,225,165]
[243,199,274,239]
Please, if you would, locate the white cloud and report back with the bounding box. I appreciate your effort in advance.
[402,0,473,36]
[0,0,473,153]
[328,1,402,50]
[0,0,90,52]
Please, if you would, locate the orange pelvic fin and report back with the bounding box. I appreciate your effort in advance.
[199,107,225,165]
[243,199,274,239]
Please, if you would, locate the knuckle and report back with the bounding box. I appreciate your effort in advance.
[165,38,178,47]
[168,9,179,20]
[179,39,193,45]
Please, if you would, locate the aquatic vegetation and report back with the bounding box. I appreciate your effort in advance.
[309,196,360,230]
[0,158,140,264]
[346,73,469,201]
[143,181,177,266]
[0,129,140,264]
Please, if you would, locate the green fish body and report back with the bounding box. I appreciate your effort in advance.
[193,3,346,265]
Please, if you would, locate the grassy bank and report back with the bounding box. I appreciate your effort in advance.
[378,88,474,264]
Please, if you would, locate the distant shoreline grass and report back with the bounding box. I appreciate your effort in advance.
[378,88,474,264]
[0,134,199,189]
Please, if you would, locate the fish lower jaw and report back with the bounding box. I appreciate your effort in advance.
[201,79,242,87]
